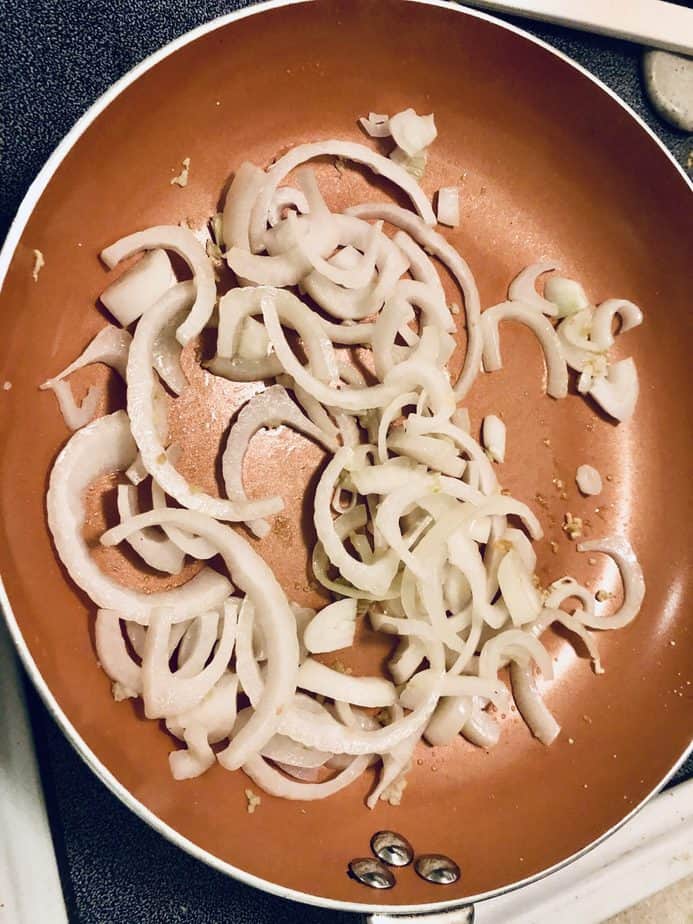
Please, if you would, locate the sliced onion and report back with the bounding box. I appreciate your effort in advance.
[46,378,101,431]
[590,299,643,351]
[303,599,357,654]
[95,610,143,698]
[249,141,436,252]
[278,646,445,755]
[510,659,560,745]
[507,262,558,316]
[99,248,176,327]
[497,549,543,626]
[576,536,645,629]
[176,610,221,678]
[166,671,239,743]
[222,384,337,538]
[41,324,132,388]
[366,715,419,809]
[127,282,283,522]
[241,752,370,800]
[588,357,639,421]
[297,658,395,707]
[116,483,185,574]
[150,477,217,561]
[169,724,216,780]
[47,412,231,622]
[222,162,267,253]
[347,203,482,399]
[462,700,501,748]
[315,448,401,596]
[388,636,426,684]
[424,696,473,746]
[479,628,553,684]
[480,300,568,399]
[302,214,409,322]
[140,604,237,719]
[101,506,300,768]
[101,226,215,346]
[267,185,309,226]
[152,308,188,394]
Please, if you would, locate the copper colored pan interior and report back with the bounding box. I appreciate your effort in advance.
[1,0,691,909]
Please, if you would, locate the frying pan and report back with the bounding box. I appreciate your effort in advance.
[0,0,691,918]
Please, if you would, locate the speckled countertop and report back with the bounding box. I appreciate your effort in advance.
[1,2,691,922]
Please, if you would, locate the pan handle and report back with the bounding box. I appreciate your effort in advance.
[364,906,475,924]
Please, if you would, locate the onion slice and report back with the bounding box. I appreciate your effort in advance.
[127,282,283,522]
[480,300,568,399]
[101,226,216,346]
[101,507,300,768]
[576,536,645,629]
[222,384,337,538]
[47,411,231,623]
[249,140,436,252]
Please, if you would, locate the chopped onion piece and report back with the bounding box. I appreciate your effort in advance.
[46,379,101,431]
[303,599,357,654]
[544,276,589,318]
[589,357,639,421]
[576,463,602,496]
[99,249,176,327]
[436,187,459,227]
[359,112,391,138]
[388,109,437,157]
[497,549,543,626]
[482,414,506,463]
[101,226,215,346]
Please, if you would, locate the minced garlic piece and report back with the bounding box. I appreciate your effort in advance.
[2,381,12,391]
[331,659,353,675]
[562,512,583,540]
[112,681,137,702]
[32,249,45,282]
[245,788,262,814]
[595,589,614,602]
[171,157,191,188]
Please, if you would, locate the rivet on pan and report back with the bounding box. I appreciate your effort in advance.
[348,857,396,889]
[414,853,461,885]
[370,830,414,867]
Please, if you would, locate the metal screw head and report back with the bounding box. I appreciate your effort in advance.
[414,853,461,885]
[370,830,414,867]
[348,857,396,889]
